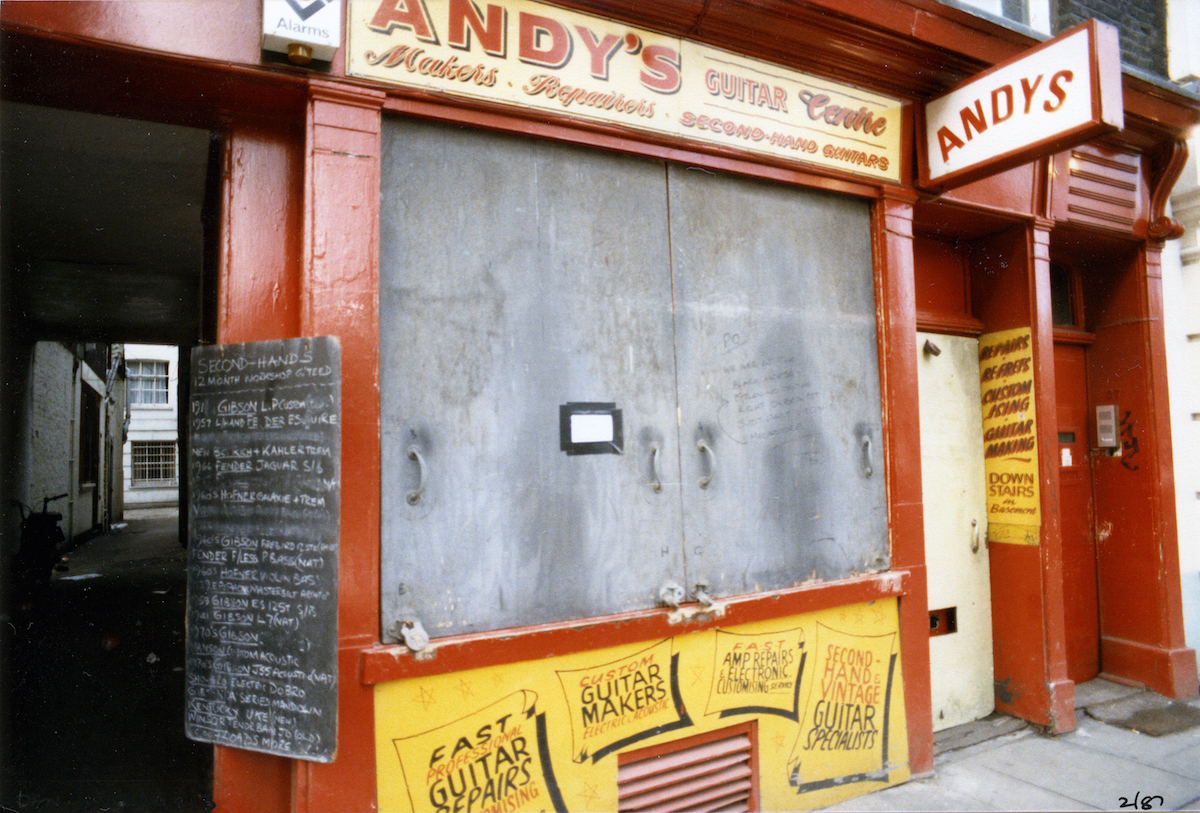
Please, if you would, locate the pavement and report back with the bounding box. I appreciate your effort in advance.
[822,679,1200,812]
[2,507,212,813]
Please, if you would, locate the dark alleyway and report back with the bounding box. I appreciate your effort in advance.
[3,510,212,812]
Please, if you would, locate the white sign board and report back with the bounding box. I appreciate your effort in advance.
[919,20,1122,192]
[263,0,343,63]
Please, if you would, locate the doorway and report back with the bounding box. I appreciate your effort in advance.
[1054,341,1101,683]
[917,332,994,730]
[1,102,214,810]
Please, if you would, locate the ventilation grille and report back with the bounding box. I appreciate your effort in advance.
[1064,146,1140,232]
[617,723,757,812]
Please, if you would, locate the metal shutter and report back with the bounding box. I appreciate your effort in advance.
[617,723,758,812]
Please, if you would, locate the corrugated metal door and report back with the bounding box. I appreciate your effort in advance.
[379,119,888,640]
[669,168,888,597]
[379,120,683,638]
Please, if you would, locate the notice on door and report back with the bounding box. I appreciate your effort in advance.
[185,337,341,761]
[978,328,1040,545]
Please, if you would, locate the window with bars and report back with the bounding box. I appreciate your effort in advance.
[131,441,177,486]
[128,360,169,405]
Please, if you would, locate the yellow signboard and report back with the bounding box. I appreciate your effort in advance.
[389,691,560,812]
[788,624,898,792]
[555,639,688,763]
[375,600,908,812]
[705,628,806,720]
[979,328,1040,545]
[347,0,903,182]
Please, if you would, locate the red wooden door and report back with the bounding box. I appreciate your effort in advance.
[1054,343,1100,683]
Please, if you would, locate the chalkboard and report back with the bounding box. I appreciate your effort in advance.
[185,337,340,762]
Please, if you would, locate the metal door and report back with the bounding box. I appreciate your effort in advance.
[669,167,888,598]
[917,332,993,730]
[379,120,682,639]
[1054,342,1100,682]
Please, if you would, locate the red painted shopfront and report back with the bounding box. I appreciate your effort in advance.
[2,1,1196,811]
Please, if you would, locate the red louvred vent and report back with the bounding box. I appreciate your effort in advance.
[617,722,758,812]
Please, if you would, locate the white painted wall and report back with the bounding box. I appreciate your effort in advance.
[122,344,180,508]
[1166,0,1200,679]
[28,342,75,535]
[27,342,112,541]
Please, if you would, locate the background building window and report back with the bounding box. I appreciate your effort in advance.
[131,440,177,486]
[128,360,169,405]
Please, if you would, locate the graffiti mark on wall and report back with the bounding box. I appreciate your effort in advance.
[1120,410,1140,471]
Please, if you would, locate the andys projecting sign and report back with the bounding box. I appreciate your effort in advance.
[918,20,1123,193]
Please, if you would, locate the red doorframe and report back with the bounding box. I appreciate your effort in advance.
[1054,341,1101,685]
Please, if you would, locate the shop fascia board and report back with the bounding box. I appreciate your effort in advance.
[3,2,1197,164]
[545,0,1037,98]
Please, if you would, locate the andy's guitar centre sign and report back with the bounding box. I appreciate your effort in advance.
[347,0,904,183]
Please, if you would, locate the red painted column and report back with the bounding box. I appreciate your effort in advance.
[973,221,1073,733]
[1135,245,1198,698]
[874,188,933,775]
[1030,220,1074,731]
[213,114,306,813]
[293,79,385,813]
[212,80,385,813]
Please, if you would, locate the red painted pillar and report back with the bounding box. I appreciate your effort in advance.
[1090,243,1198,698]
[213,113,306,813]
[212,80,385,812]
[874,188,933,775]
[294,78,384,813]
[1030,220,1074,731]
[973,221,1073,733]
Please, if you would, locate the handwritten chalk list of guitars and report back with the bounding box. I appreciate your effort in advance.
[185,337,340,762]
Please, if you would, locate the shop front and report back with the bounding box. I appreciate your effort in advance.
[1,1,1196,811]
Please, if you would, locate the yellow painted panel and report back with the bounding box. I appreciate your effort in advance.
[375,599,908,812]
[979,327,1041,538]
[988,522,1041,546]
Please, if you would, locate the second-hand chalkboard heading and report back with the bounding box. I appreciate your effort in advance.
[195,345,335,389]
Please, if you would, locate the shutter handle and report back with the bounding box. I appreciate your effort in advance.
[407,445,427,505]
[697,439,716,489]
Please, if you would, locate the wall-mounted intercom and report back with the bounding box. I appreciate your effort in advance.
[1096,404,1119,449]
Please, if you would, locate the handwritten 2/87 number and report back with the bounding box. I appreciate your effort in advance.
[1120,792,1164,809]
